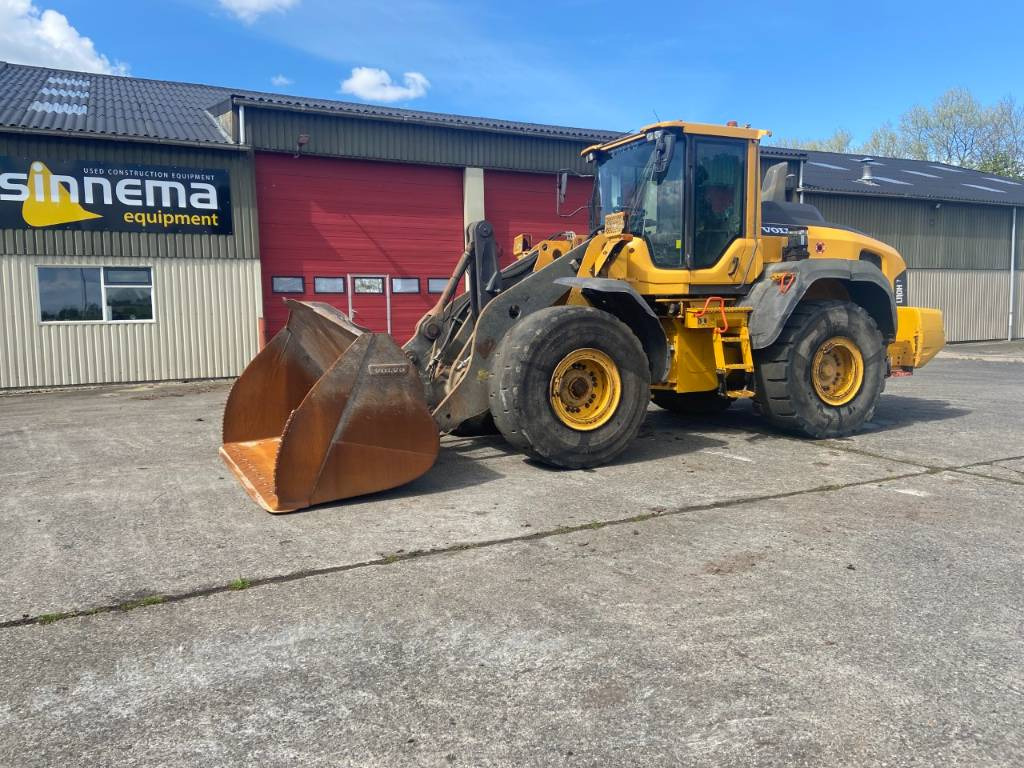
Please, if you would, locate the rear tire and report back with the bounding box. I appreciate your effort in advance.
[652,390,733,417]
[489,306,651,468]
[754,300,885,438]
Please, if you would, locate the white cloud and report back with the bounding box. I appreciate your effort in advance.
[340,67,429,103]
[270,74,292,88]
[219,0,299,24]
[0,0,128,75]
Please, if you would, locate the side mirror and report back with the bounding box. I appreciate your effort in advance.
[555,170,569,215]
[653,131,676,181]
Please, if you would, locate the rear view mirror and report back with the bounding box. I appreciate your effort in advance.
[557,171,569,204]
[653,131,676,181]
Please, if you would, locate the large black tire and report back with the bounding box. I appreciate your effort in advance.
[754,300,885,438]
[489,306,651,468]
[652,390,733,417]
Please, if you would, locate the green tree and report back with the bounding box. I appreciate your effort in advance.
[860,122,904,158]
[767,88,1024,179]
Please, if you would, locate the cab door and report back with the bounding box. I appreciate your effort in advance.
[684,136,760,288]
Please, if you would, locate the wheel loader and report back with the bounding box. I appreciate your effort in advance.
[221,120,945,513]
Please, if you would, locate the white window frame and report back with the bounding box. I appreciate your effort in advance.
[390,277,421,294]
[36,265,156,325]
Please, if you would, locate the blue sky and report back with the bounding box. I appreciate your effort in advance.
[3,0,1022,143]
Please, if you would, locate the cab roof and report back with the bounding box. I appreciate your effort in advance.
[582,120,770,156]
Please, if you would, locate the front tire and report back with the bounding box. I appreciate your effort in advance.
[754,300,885,438]
[489,306,651,468]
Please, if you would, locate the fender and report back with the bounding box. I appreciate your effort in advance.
[555,276,670,382]
[743,260,897,349]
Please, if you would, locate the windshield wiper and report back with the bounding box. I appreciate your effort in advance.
[624,153,657,233]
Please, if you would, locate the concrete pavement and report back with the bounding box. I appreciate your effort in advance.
[1,356,1022,766]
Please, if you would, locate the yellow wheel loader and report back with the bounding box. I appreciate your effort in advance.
[221,120,945,512]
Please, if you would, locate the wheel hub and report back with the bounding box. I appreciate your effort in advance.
[549,348,621,431]
[811,336,864,406]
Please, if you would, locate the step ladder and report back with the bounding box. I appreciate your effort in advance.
[684,298,755,399]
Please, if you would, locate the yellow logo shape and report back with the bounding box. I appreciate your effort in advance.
[22,161,102,227]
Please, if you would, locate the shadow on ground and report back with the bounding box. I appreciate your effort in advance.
[681,393,971,439]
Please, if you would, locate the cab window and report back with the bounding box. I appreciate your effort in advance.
[692,139,746,269]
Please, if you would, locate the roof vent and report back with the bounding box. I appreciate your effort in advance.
[856,157,878,186]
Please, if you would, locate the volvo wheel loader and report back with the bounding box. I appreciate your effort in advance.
[221,120,945,512]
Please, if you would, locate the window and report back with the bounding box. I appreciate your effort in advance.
[103,267,153,321]
[595,136,686,268]
[353,277,384,294]
[427,278,449,294]
[692,139,746,269]
[37,266,153,323]
[391,277,420,294]
[272,276,304,293]
[314,276,345,294]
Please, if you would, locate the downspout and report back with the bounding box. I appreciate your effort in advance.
[1010,206,1018,341]
[797,159,805,204]
[238,103,246,146]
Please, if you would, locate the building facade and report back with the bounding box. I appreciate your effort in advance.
[0,61,1019,389]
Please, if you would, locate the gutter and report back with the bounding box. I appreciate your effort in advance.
[0,124,248,152]
[802,185,1024,209]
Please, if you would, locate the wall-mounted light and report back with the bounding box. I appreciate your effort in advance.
[294,133,309,158]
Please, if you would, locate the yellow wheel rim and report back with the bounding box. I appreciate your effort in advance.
[549,348,621,431]
[811,336,864,406]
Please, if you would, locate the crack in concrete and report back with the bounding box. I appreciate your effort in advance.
[7,452,1021,631]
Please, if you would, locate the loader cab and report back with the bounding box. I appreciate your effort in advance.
[586,122,764,293]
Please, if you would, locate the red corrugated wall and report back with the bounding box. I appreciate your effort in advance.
[255,153,464,342]
[483,170,593,265]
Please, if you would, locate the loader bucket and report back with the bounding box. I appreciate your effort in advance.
[220,300,440,513]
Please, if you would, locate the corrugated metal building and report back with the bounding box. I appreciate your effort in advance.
[0,61,612,388]
[1,60,1019,389]
[0,64,263,388]
[763,148,1023,341]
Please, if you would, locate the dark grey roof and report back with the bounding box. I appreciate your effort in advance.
[0,61,234,145]
[233,92,621,142]
[801,150,1024,207]
[761,145,807,160]
[0,61,620,147]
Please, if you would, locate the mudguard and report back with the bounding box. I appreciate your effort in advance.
[744,260,897,349]
[554,276,670,382]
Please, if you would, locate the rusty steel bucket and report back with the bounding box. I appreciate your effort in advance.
[220,300,440,513]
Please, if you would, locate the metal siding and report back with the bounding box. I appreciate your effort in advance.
[0,133,259,260]
[483,169,592,264]
[1015,271,1024,339]
[246,109,595,174]
[906,269,1009,342]
[254,152,464,342]
[0,254,260,388]
[806,193,1012,270]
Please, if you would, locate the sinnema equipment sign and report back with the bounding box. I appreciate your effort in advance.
[0,157,232,234]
